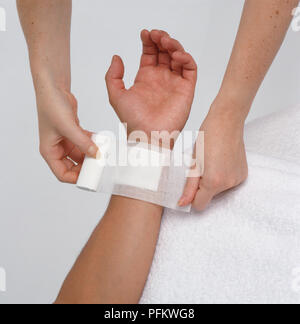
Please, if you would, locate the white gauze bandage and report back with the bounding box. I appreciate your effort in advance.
[77,133,192,212]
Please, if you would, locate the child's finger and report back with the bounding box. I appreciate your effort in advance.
[161,36,185,54]
[140,29,158,67]
[172,51,198,82]
[161,37,185,74]
[150,30,171,68]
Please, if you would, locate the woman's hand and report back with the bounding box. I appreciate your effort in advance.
[178,0,298,210]
[17,0,99,184]
[105,29,197,145]
[179,98,248,210]
[36,85,99,184]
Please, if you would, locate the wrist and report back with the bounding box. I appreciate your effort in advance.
[31,68,71,110]
[30,58,71,93]
[127,129,179,151]
[204,105,245,139]
[209,91,252,128]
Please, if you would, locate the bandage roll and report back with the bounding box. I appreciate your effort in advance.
[76,134,113,192]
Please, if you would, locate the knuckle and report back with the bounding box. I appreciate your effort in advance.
[56,174,65,183]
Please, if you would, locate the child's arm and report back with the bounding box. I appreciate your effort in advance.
[55,30,197,304]
[55,197,163,304]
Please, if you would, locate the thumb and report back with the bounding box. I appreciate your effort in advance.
[62,124,99,159]
[192,184,215,212]
[178,176,200,207]
[105,55,126,105]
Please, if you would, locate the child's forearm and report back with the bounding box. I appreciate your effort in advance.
[17,0,72,90]
[215,0,299,123]
[55,196,163,304]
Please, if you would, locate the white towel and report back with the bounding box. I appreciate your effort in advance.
[245,104,300,164]
[140,106,300,304]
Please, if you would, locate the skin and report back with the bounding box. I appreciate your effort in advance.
[17,0,99,184]
[55,31,197,304]
[55,197,164,304]
[179,0,300,210]
[17,0,299,208]
[106,30,197,136]
[17,0,197,304]
[17,0,297,303]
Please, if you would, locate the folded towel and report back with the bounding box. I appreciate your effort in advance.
[245,105,300,164]
[140,106,300,304]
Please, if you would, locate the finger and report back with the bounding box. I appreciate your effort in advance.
[59,123,99,159]
[68,146,85,164]
[160,37,185,74]
[150,30,171,68]
[47,159,79,184]
[60,140,84,165]
[71,163,83,173]
[161,36,184,53]
[140,29,158,68]
[178,176,200,207]
[172,51,198,82]
[62,157,75,170]
[63,158,82,173]
[61,139,75,157]
[192,184,215,211]
[105,55,126,106]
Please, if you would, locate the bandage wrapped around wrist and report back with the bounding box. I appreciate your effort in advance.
[77,133,192,212]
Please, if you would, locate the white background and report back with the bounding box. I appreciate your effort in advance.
[0,0,299,304]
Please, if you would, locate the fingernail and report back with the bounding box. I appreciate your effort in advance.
[87,145,98,159]
[178,198,186,207]
[96,149,102,160]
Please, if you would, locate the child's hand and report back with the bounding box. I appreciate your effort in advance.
[105,29,197,147]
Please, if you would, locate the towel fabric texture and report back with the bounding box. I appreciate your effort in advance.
[140,106,300,304]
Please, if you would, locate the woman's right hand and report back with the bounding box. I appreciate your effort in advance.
[36,85,99,184]
[17,0,99,184]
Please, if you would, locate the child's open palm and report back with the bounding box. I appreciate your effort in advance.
[105,30,197,138]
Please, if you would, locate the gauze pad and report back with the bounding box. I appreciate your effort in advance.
[77,133,193,212]
[116,145,166,192]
